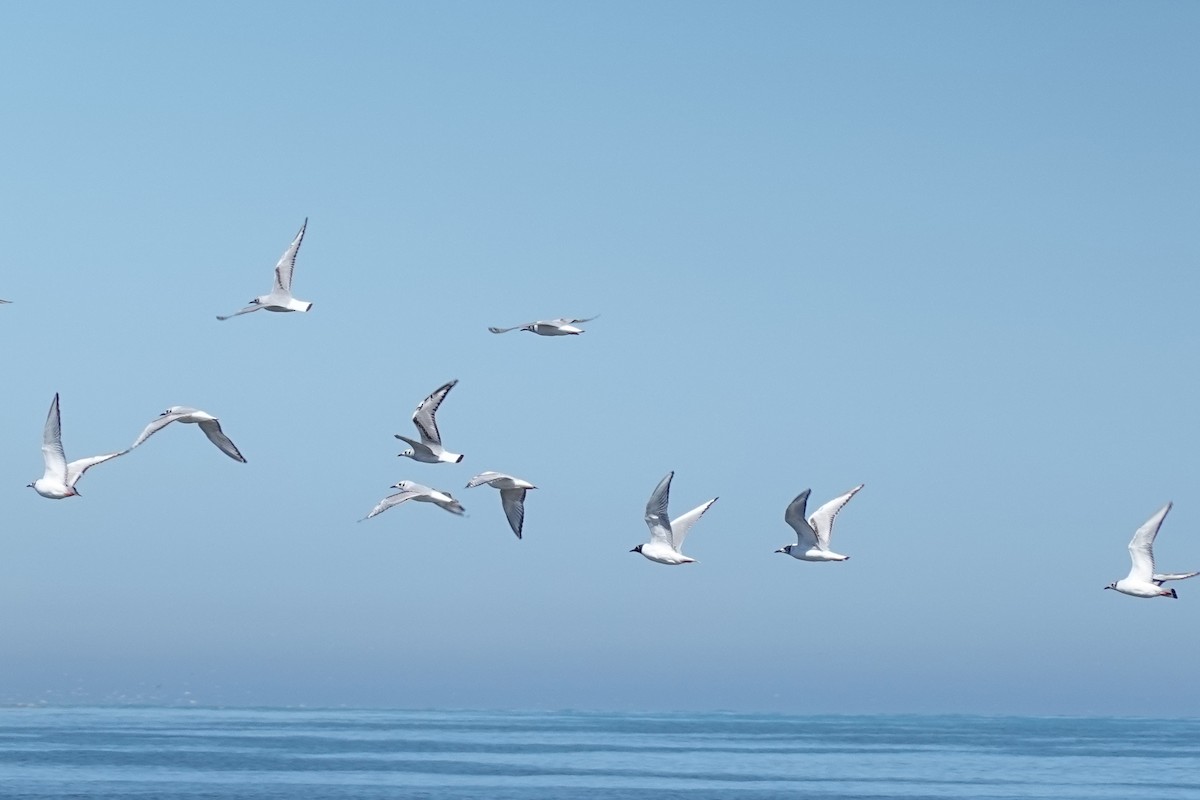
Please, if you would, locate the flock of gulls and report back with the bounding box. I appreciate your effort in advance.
[8,221,1198,598]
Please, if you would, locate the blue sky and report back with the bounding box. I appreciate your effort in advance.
[1,1,1198,715]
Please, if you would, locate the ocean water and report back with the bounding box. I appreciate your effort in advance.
[0,708,1196,799]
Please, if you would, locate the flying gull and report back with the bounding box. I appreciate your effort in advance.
[217,219,314,320]
[27,393,125,499]
[465,471,536,539]
[128,406,247,463]
[396,379,463,464]
[488,316,599,336]
[360,480,466,521]
[1106,502,1198,599]
[630,471,717,565]
[776,484,864,562]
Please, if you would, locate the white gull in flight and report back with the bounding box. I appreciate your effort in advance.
[776,484,864,562]
[217,219,313,320]
[488,315,599,336]
[631,471,717,565]
[128,406,247,463]
[360,480,466,521]
[465,471,536,539]
[395,380,463,464]
[1106,502,1198,599]
[27,393,125,499]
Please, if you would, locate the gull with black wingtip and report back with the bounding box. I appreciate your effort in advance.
[488,315,599,336]
[128,406,247,463]
[1106,502,1198,599]
[360,480,466,521]
[630,471,717,565]
[396,379,464,464]
[28,393,125,499]
[776,484,864,562]
[217,219,314,320]
[465,471,536,539]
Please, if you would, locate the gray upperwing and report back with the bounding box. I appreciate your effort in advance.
[499,488,527,539]
[488,324,531,334]
[644,471,674,546]
[41,393,67,481]
[273,218,307,294]
[216,304,265,321]
[360,491,419,521]
[198,419,247,463]
[1153,571,1199,583]
[784,489,819,550]
[411,379,457,445]
[130,412,187,450]
[1127,503,1171,582]
[66,452,125,488]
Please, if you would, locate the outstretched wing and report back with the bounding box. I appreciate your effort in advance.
[499,488,527,539]
[129,412,188,450]
[360,490,420,521]
[808,484,864,550]
[784,489,818,550]
[198,419,247,463]
[644,471,674,547]
[488,323,533,334]
[669,497,717,551]
[1154,571,1199,583]
[273,218,307,295]
[1127,502,1171,582]
[550,315,599,325]
[411,379,457,445]
[41,393,67,482]
[216,304,265,321]
[66,452,124,488]
[466,471,505,489]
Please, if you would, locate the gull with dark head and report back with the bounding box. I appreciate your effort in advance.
[488,315,599,336]
[1106,503,1198,599]
[395,379,463,464]
[28,393,125,499]
[360,480,466,521]
[776,484,864,562]
[128,406,247,463]
[217,219,313,320]
[630,471,717,565]
[465,471,536,539]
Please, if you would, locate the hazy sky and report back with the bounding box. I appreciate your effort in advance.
[2,1,1198,715]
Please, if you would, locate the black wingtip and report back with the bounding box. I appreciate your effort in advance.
[455,455,464,463]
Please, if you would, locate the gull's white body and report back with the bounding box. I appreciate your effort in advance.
[129,406,247,463]
[488,315,599,336]
[631,471,717,565]
[1106,503,1198,599]
[776,484,864,562]
[360,480,466,521]
[396,380,463,464]
[217,219,313,320]
[466,471,536,539]
[29,393,124,499]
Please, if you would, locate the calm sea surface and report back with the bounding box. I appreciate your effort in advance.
[0,708,1196,799]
